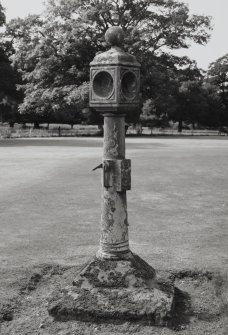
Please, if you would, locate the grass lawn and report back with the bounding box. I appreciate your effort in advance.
[0,137,227,334]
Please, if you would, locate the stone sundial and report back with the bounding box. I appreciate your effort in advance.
[48,26,175,326]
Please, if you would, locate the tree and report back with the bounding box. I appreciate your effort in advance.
[0,2,18,125]
[10,13,91,125]
[141,55,207,131]
[66,0,212,53]
[140,98,167,133]
[201,82,225,127]
[207,54,228,125]
[0,2,5,27]
[163,58,207,131]
[140,99,156,133]
[74,0,211,124]
[45,0,212,96]
[175,80,208,131]
[81,107,104,135]
[5,0,212,126]
[4,12,93,127]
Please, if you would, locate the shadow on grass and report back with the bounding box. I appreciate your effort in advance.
[170,270,228,331]
[171,287,192,331]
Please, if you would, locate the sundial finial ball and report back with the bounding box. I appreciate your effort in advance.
[105,26,124,47]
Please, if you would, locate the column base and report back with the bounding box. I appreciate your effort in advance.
[48,252,175,326]
[96,241,132,260]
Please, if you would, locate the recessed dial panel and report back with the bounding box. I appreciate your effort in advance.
[121,71,137,100]
[93,71,114,98]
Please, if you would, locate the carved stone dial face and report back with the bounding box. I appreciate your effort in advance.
[93,71,114,98]
[121,71,137,100]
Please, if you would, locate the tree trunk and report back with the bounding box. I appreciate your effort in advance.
[98,124,104,136]
[33,122,40,129]
[71,124,74,129]
[178,119,183,133]
[136,123,142,135]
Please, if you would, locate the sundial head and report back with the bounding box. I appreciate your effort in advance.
[89,26,140,114]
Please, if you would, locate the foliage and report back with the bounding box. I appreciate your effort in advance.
[0,51,18,123]
[170,78,225,131]
[163,59,225,131]
[201,82,225,127]
[141,54,210,131]
[140,98,167,132]
[0,1,5,27]
[69,0,212,54]
[0,2,19,124]
[3,0,213,126]
[208,54,228,95]
[4,12,93,126]
[207,54,228,125]
[176,80,207,130]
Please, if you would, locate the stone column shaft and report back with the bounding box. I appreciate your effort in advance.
[97,115,130,259]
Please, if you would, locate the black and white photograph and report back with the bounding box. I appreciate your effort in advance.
[0,0,227,334]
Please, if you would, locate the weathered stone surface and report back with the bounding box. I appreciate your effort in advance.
[90,27,140,114]
[48,286,173,326]
[73,253,156,289]
[90,46,140,67]
[103,159,131,191]
[105,26,125,47]
[48,253,175,326]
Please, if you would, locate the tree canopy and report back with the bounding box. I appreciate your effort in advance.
[2,0,219,128]
[45,0,212,54]
[207,54,228,125]
[0,2,5,27]
[0,2,18,124]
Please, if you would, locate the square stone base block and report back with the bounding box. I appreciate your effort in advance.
[48,253,175,326]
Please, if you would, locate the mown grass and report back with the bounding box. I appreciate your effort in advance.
[0,137,227,334]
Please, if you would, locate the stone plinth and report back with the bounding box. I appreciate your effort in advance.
[48,253,175,326]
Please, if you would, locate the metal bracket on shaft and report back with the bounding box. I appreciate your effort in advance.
[103,159,131,191]
[92,163,103,171]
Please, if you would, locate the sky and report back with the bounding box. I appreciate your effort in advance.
[1,0,228,70]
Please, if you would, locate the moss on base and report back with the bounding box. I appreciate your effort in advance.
[48,253,175,326]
